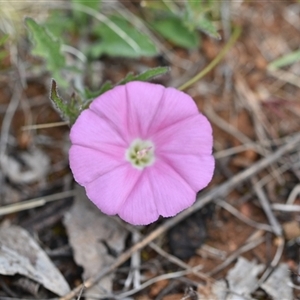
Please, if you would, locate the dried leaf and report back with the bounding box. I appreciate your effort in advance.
[198,281,227,300]
[261,264,293,300]
[63,185,127,298]
[199,257,264,300]
[0,224,70,296]
[1,148,50,184]
[226,257,264,300]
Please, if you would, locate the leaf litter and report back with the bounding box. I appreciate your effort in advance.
[63,185,127,298]
[0,223,70,296]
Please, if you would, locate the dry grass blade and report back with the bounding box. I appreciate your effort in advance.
[0,190,75,216]
[286,184,300,205]
[21,121,68,131]
[60,133,300,300]
[107,269,198,299]
[271,204,300,212]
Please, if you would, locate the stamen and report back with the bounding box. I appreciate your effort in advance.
[136,146,152,159]
[125,139,155,169]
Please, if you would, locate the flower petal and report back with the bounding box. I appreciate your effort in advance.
[159,153,215,192]
[69,145,126,185]
[153,114,213,156]
[118,170,159,225]
[70,109,127,154]
[147,86,200,135]
[124,81,165,139]
[85,164,141,216]
[89,85,131,143]
[149,159,196,217]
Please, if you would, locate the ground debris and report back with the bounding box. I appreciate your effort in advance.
[199,257,264,300]
[0,223,70,296]
[63,185,127,298]
[261,263,293,300]
[1,148,50,184]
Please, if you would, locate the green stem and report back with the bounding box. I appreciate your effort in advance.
[178,26,242,91]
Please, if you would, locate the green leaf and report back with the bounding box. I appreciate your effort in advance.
[141,0,177,13]
[82,81,113,109]
[84,81,113,99]
[186,0,203,12]
[268,50,300,70]
[25,18,67,86]
[50,80,68,119]
[184,0,220,39]
[71,0,101,25]
[45,11,76,37]
[118,66,170,85]
[197,17,220,40]
[50,80,81,124]
[90,15,158,58]
[72,0,100,12]
[151,16,199,49]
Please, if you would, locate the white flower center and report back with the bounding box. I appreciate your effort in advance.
[125,139,155,170]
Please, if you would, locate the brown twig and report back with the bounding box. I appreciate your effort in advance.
[216,199,273,232]
[60,133,300,300]
[252,178,283,237]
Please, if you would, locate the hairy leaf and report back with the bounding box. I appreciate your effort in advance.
[50,80,80,124]
[25,18,67,85]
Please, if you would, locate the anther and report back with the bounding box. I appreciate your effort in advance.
[136,146,152,159]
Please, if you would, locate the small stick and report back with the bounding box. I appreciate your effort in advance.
[271,204,300,212]
[150,242,212,283]
[253,179,283,237]
[111,269,199,299]
[286,184,300,205]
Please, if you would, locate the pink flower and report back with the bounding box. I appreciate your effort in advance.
[69,81,214,225]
